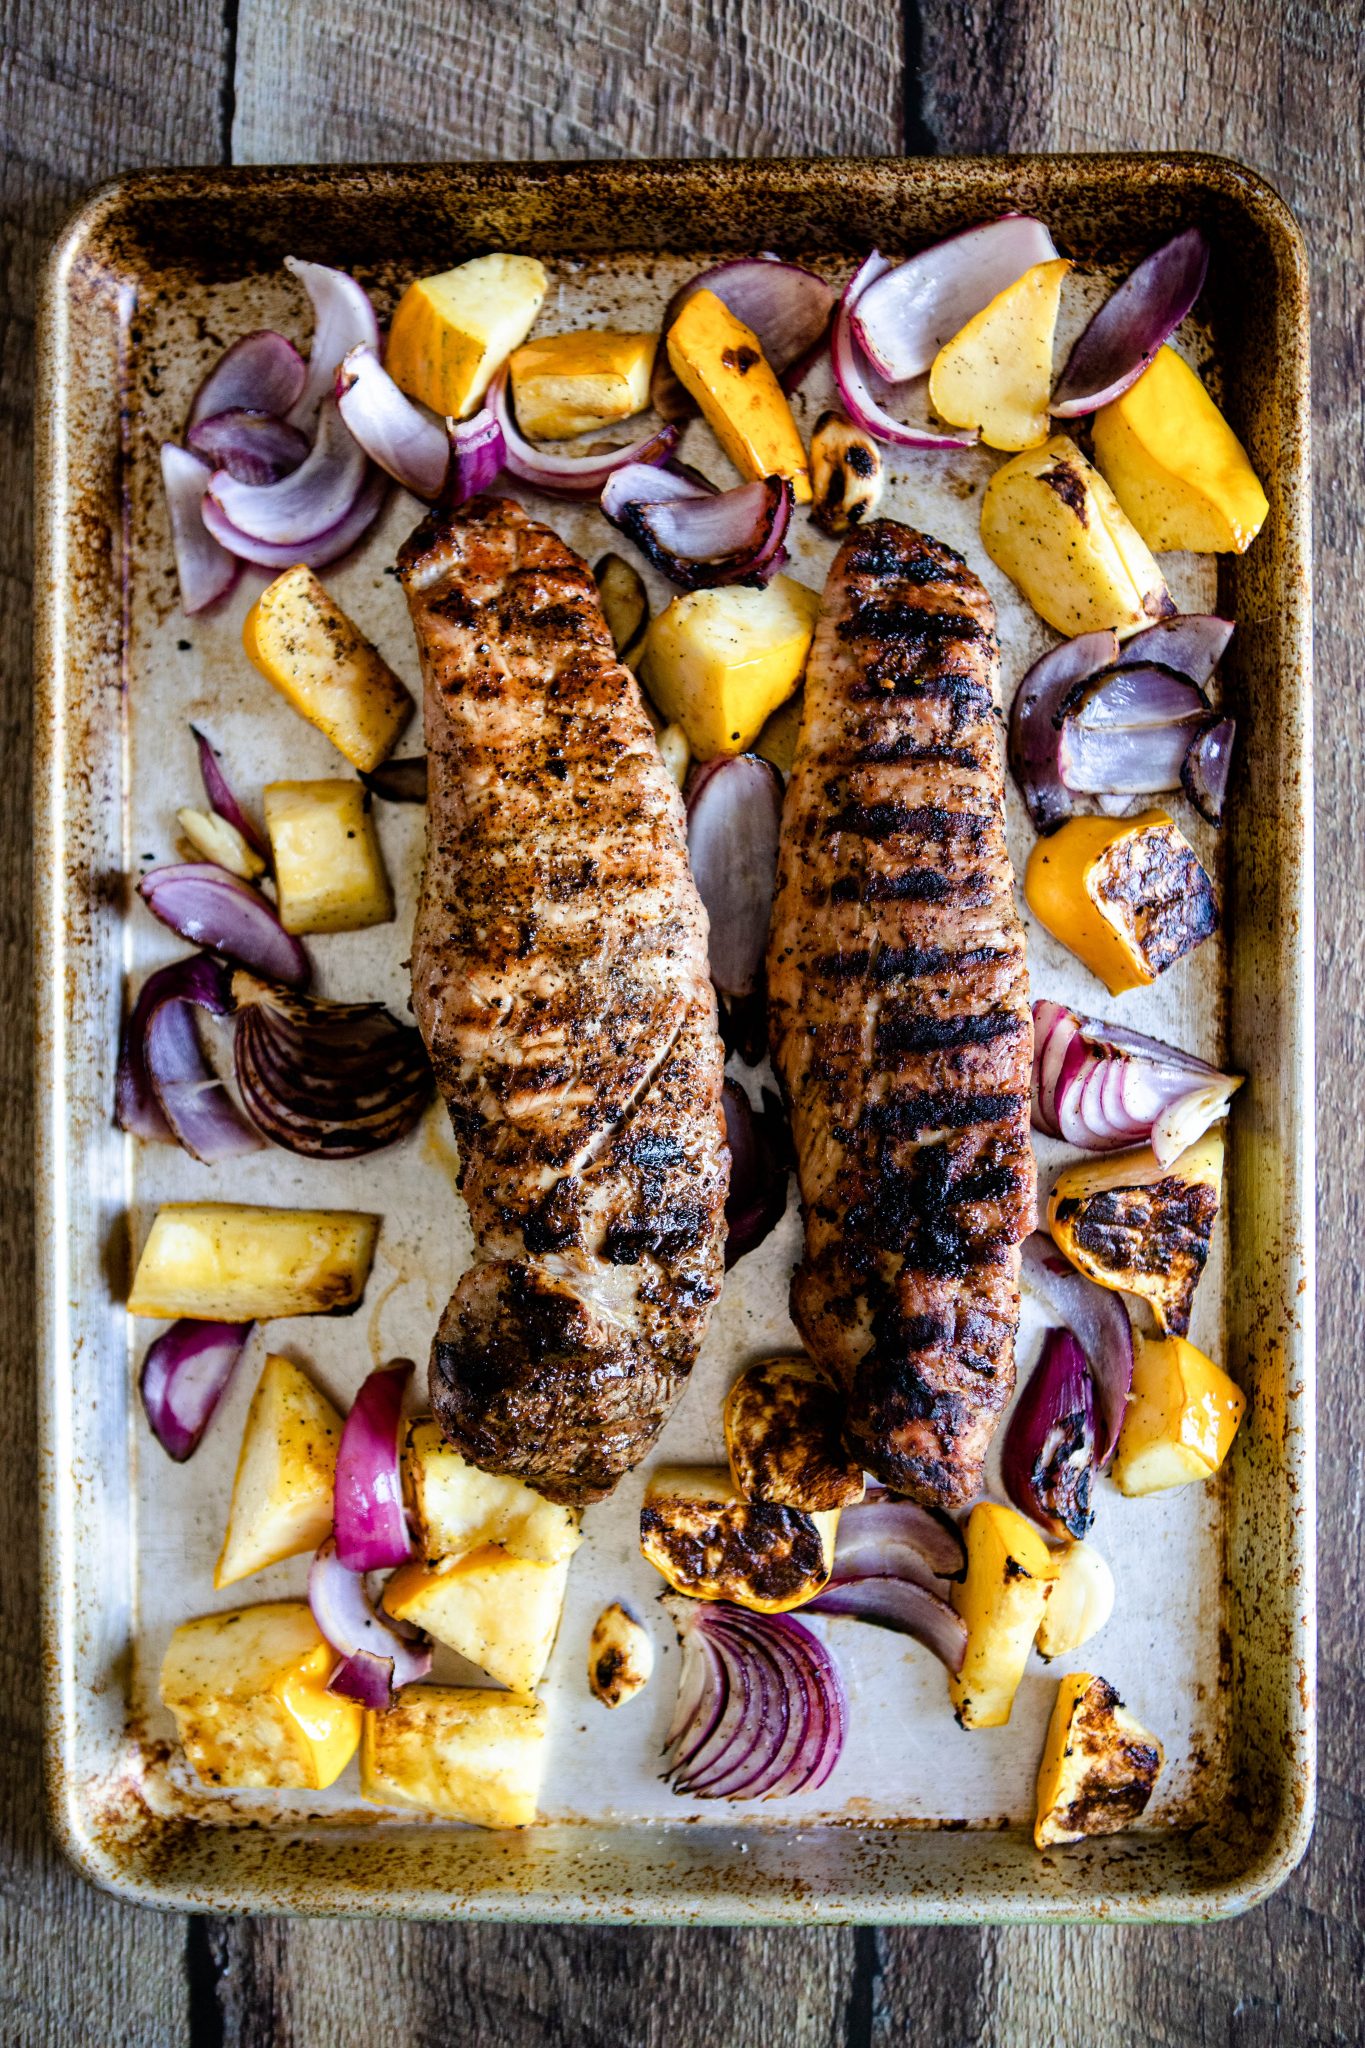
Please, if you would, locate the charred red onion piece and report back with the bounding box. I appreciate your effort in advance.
[651,258,836,422]
[137,864,310,988]
[833,254,978,451]
[139,1317,253,1462]
[284,256,382,428]
[160,444,240,615]
[1020,1232,1134,1468]
[447,404,506,504]
[116,953,261,1162]
[309,1537,432,1709]
[336,345,451,500]
[1182,716,1236,825]
[360,756,429,804]
[207,397,376,552]
[807,1493,967,1672]
[1060,663,1211,797]
[333,1361,414,1573]
[202,461,387,570]
[1002,1328,1097,1538]
[1115,613,1233,687]
[612,476,793,589]
[489,368,678,499]
[1051,228,1210,418]
[231,970,433,1160]
[850,216,1061,383]
[191,726,270,858]
[685,753,785,995]
[722,1080,792,1268]
[186,329,307,429]
[1007,629,1119,832]
[662,1597,846,1800]
[807,1577,967,1675]
[1030,999,1240,1166]
[186,409,311,486]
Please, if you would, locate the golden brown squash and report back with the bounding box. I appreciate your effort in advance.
[724,1356,865,1512]
[1047,1132,1223,1338]
[639,1465,838,1613]
[1034,1672,1164,1848]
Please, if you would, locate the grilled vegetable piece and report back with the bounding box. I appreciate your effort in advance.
[399,498,728,1506]
[360,1686,547,1826]
[177,805,267,880]
[640,1465,839,1613]
[264,779,394,934]
[665,290,812,501]
[980,434,1173,638]
[593,551,650,660]
[640,575,820,760]
[1025,810,1217,996]
[1048,1131,1223,1337]
[1034,1672,1163,1848]
[243,567,414,772]
[587,1602,654,1708]
[767,522,1036,1509]
[809,411,883,536]
[1035,1539,1115,1657]
[215,1355,342,1588]
[160,1602,361,1790]
[754,689,804,774]
[128,1204,378,1322]
[928,259,1071,451]
[383,1546,571,1695]
[1092,346,1269,555]
[510,330,655,440]
[724,1357,865,1512]
[385,254,548,419]
[403,1420,582,1565]
[950,1501,1058,1729]
[1111,1330,1244,1495]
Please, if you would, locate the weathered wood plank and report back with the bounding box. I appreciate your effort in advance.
[230,0,904,164]
[0,5,227,2045]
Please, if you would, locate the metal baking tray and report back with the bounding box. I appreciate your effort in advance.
[34,154,1314,1923]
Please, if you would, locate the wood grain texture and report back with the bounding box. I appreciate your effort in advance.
[2,0,1361,2042]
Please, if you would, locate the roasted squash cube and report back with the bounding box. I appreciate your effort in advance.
[666,290,811,500]
[383,1546,571,1695]
[385,254,548,419]
[404,1419,581,1565]
[929,258,1071,450]
[640,576,820,760]
[1034,1672,1163,1847]
[215,1354,342,1588]
[724,1356,865,1512]
[1025,810,1217,996]
[1048,1132,1223,1337]
[264,779,393,934]
[1111,1331,1245,1495]
[129,1204,378,1321]
[160,1601,360,1790]
[360,1685,547,1826]
[509,330,655,439]
[950,1501,1058,1729]
[1092,346,1269,555]
[639,1465,838,1613]
[243,567,413,773]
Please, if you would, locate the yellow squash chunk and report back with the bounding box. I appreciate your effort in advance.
[243,567,413,773]
[592,551,650,659]
[640,575,820,760]
[929,258,1072,451]
[1034,1672,1163,1848]
[509,329,655,439]
[666,289,811,501]
[724,1356,865,1512]
[176,806,266,880]
[1024,809,1217,996]
[1048,1131,1224,1337]
[1112,1331,1245,1496]
[403,1419,582,1565]
[755,689,804,774]
[385,253,548,419]
[639,1465,839,1614]
[129,1204,378,1321]
[950,1501,1058,1729]
[160,1601,361,1790]
[264,779,393,934]
[360,1686,547,1827]
[383,1545,571,1695]
[215,1355,343,1589]
[1092,345,1269,554]
[981,433,1173,639]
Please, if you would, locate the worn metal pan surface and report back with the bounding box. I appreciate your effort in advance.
[33,153,1313,1922]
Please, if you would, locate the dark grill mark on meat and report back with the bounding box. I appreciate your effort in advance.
[768,519,1034,1508]
[400,497,728,1504]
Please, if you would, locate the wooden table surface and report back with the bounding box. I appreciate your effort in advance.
[2,4,1359,2041]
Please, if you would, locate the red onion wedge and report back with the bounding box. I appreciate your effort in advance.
[360,755,429,804]
[651,257,836,422]
[1007,628,1119,832]
[333,1360,414,1573]
[309,1537,431,1710]
[807,1494,967,1673]
[685,753,784,994]
[139,1317,252,1462]
[489,368,679,499]
[1115,613,1234,688]
[447,405,506,505]
[1021,1232,1134,1468]
[601,460,715,522]
[1002,1327,1097,1538]
[116,953,261,1163]
[336,345,450,500]
[1051,227,1210,417]
[850,216,1061,383]
[138,863,310,988]
[186,409,311,486]
[232,970,433,1159]
[1182,716,1236,825]
[722,1080,792,1268]
[207,397,374,551]
[284,256,382,428]
[191,725,269,858]
[807,1577,967,1675]
[662,1597,846,1800]
[612,476,793,590]
[1029,1000,1241,1166]
[202,460,388,571]
[186,329,307,430]
[160,444,240,615]
[1060,664,1211,797]
[833,254,978,451]
[718,987,769,1068]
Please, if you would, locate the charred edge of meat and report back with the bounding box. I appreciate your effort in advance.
[846,1142,1018,1275]
[853,736,986,769]
[874,1007,1025,1057]
[841,523,967,582]
[815,943,1007,982]
[861,1089,1026,1137]
[829,801,996,845]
